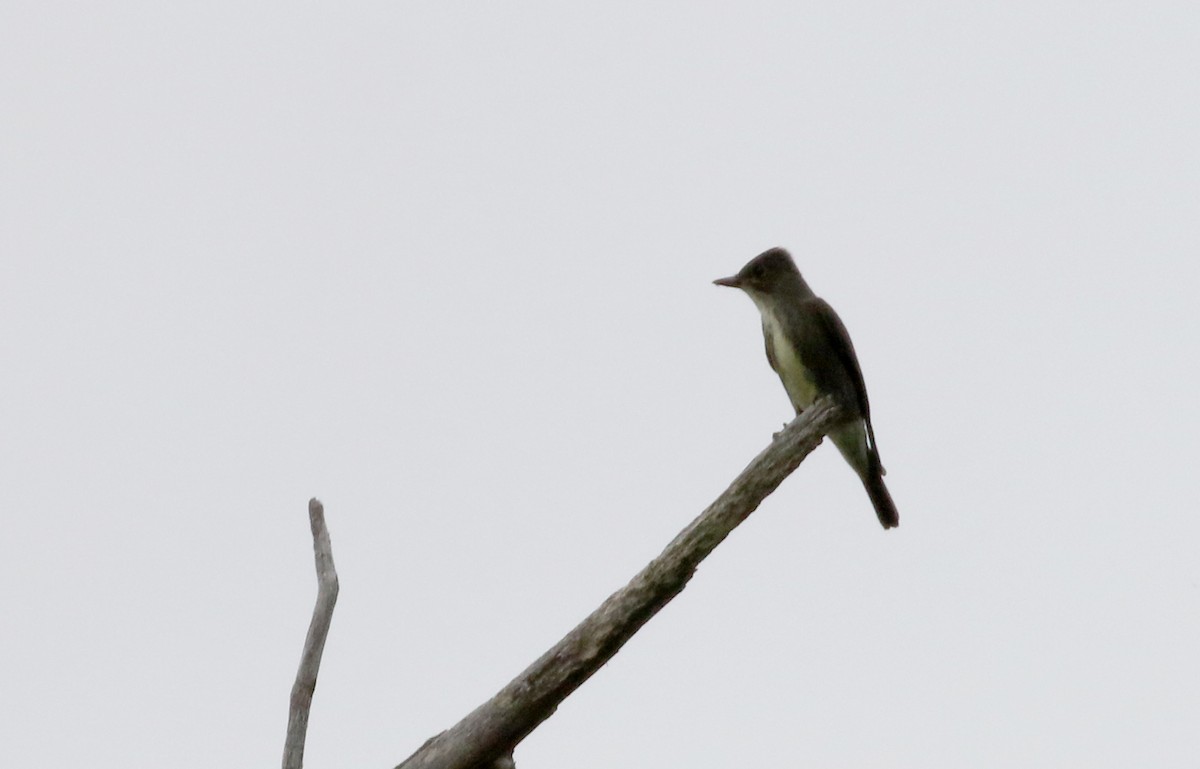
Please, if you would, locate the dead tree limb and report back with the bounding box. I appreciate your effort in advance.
[396,397,844,769]
[283,498,340,769]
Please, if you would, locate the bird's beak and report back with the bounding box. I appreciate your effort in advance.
[713,275,742,288]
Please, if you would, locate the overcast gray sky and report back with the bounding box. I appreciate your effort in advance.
[3,2,1198,767]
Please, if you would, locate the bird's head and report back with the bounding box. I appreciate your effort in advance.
[713,247,801,295]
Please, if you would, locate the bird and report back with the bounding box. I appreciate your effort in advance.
[714,247,898,529]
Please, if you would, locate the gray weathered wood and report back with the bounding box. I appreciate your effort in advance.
[397,398,843,769]
[283,498,340,769]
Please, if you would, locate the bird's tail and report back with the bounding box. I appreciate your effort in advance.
[862,471,899,530]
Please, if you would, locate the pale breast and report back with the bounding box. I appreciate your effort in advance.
[762,310,820,410]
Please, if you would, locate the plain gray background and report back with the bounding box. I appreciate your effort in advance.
[3,3,1197,767]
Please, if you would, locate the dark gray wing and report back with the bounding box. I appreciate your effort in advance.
[795,298,870,417]
[796,297,884,470]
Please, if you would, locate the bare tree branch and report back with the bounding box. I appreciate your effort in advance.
[283,498,340,769]
[397,397,844,769]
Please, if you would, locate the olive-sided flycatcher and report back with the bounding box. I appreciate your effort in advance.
[714,247,899,529]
